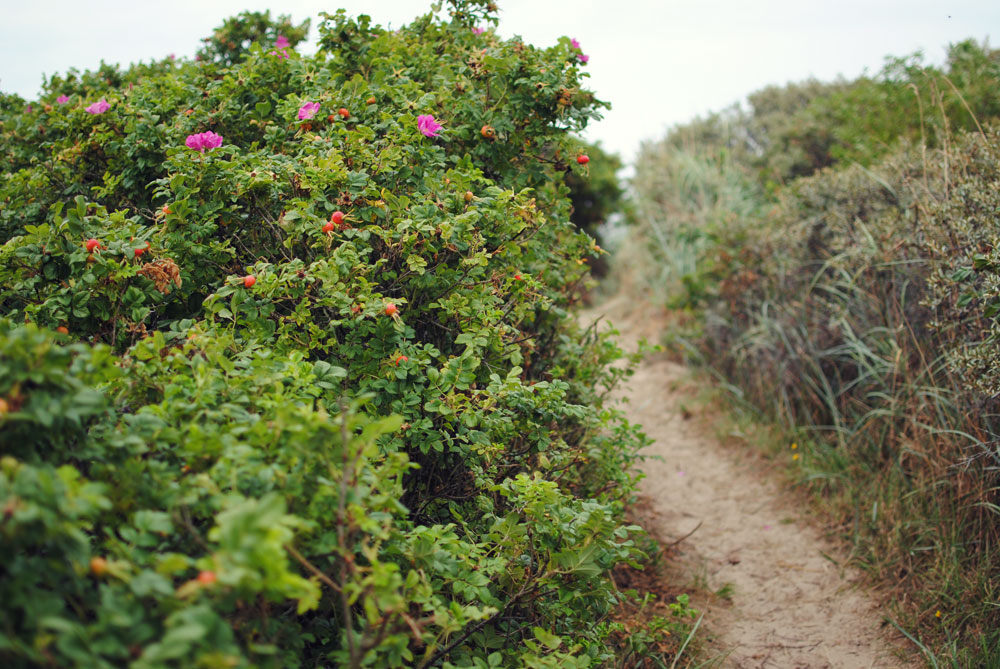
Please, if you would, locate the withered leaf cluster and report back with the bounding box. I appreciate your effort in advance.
[136,258,182,294]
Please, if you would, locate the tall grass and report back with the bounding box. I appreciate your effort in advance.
[624,42,1000,664]
[630,142,761,308]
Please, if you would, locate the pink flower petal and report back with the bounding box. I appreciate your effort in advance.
[298,101,320,120]
[417,114,442,138]
[185,131,223,152]
[85,99,110,114]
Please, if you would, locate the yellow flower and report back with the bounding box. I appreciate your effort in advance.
[791,443,798,449]
[792,453,800,461]
[935,610,942,618]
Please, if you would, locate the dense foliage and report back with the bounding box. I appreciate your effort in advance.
[0,3,651,666]
[629,40,1000,665]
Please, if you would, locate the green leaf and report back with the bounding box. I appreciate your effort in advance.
[532,626,563,651]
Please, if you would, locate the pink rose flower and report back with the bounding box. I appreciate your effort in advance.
[56,95,69,104]
[298,101,320,120]
[25,105,32,113]
[85,99,110,114]
[275,35,291,49]
[472,27,485,35]
[185,131,224,152]
[578,53,590,64]
[417,114,442,138]
[571,38,581,49]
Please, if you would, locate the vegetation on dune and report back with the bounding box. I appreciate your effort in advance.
[0,2,671,667]
[629,39,1000,666]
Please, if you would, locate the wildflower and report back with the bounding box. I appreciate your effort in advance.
[417,114,442,138]
[202,132,223,150]
[935,610,942,618]
[578,53,590,64]
[168,53,176,61]
[571,38,581,49]
[185,131,224,152]
[85,99,110,114]
[25,104,32,113]
[791,442,798,449]
[472,27,485,35]
[275,35,290,49]
[792,453,800,461]
[298,101,320,120]
[56,95,70,104]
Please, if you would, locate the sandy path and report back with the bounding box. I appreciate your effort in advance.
[586,296,914,668]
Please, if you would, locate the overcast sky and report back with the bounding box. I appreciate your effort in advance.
[2,1,998,163]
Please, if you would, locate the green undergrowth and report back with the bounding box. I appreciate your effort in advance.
[627,40,1000,667]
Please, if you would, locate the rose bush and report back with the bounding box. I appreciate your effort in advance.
[0,1,648,667]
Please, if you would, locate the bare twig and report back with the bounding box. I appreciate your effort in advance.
[285,543,342,593]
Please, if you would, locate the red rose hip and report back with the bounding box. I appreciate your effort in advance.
[576,154,589,164]
[384,303,398,316]
[243,275,256,288]
[90,556,108,576]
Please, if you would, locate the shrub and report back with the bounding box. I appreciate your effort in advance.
[642,40,1000,192]
[0,3,647,666]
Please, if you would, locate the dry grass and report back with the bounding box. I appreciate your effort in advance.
[624,122,1000,666]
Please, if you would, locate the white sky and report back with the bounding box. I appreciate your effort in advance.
[2,1,998,163]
